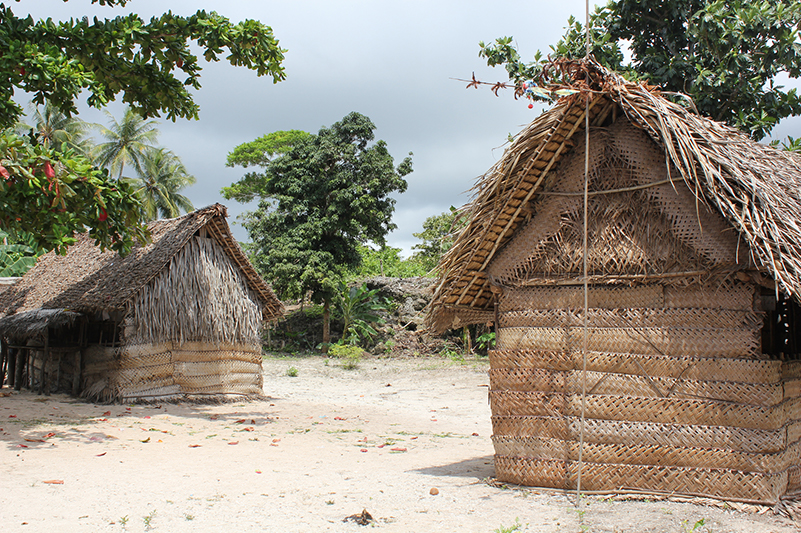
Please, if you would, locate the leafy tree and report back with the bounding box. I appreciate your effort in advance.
[18,101,92,156]
[122,147,195,221]
[93,107,159,180]
[0,1,286,254]
[0,130,147,255]
[479,0,801,140]
[227,112,413,349]
[0,2,286,128]
[348,244,428,280]
[223,130,311,203]
[412,207,465,273]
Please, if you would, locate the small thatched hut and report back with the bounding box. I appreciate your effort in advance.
[428,59,801,504]
[0,204,283,403]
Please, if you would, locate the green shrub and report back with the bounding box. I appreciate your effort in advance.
[328,343,363,370]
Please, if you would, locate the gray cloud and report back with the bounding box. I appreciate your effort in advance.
[17,1,800,254]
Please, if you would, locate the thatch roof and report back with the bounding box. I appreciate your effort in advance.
[0,308,82,340]
[0,204,283,321]
[428,59,801,333]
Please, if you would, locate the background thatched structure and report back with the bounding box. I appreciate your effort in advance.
[428,59,801,504]
[0,204,283,402]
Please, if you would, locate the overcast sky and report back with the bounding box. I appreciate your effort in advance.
[13,1,801,255]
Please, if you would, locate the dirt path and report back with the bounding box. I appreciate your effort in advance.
[0,355,797,532]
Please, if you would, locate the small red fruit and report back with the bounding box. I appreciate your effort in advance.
[98,208,108,222]
[20,67,25,76]
[528,103,534,109]
[0,165,9,179]
[176,59,183,68]
[44,162,54,178]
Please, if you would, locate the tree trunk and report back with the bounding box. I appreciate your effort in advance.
[322,296,331,354]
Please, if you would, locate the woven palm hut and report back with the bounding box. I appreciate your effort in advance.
[0,204,283,403]
[428,59,801,504]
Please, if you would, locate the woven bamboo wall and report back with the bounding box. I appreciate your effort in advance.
[491,282,801,503]
[116,342,263,402]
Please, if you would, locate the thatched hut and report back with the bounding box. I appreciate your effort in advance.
[428,60,801,504]
[0,204,283,403]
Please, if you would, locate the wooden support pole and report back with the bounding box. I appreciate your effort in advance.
[7,346,16,388]
[1,337,7,387]
[72,350,82,396]
[14,348,24,390]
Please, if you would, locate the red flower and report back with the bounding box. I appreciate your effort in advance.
[99,208,108,222]
[44,162,54,178]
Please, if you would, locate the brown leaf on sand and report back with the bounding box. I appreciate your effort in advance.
[188,444,201,448]
[140,437,150,443]
[343,509,373,525]
[390,447,407,452]
[43,480,64,484]
[234,419,246,424]
[25,438,46,443]
[96,452,107,457]
[228,441,239,445]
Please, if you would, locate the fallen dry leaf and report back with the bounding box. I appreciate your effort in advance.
[234,419,246,424]
[43,480,64,484]
[228,441,239,445]
[140,437,150,443]
[390,447,407,452]
[102,411,111,416]
[96,452,107,457]
[188,444,201,448]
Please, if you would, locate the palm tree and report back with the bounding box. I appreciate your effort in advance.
[18,101,92,156]
[93,107,159,180]
[123,148,196,220]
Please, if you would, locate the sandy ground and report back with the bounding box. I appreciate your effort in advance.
[0,355,799,533]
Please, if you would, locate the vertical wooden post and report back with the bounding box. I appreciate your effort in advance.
[55,350,62,394]
[493,295,500,350]
[39,331,49,395]
[1,337,7,387]
[7,346,16,388]
[72,350,82,396]
[14,348,24,390]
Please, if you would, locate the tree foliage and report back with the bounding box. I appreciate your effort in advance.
[347,245,428,280]
[0,130,148,255]
[0,2,286,129]
[93,107,159,180]
[122,147,195,221]
[227,112,412,345]
[412,207,466,273]
[0,2,286,254]
[479,0,801,140]
[222,129,311,203]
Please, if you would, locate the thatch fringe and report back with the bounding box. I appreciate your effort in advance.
[126,236,263,346]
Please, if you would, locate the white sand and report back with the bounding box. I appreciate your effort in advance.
[0,356,797,532]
